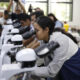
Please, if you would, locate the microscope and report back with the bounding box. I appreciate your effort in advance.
[0,30,36,80]
[0,29,36,65]
[0,41,59,80]
[0,32,24,65]
[3,28,19,44]
[1,24,31,45]
[0,29,36,64]
[0,48,37,80]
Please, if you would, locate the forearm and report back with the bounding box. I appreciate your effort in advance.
[26,39,40,49]
[7,0,13,12]
[7,3,12,12]
[31,67,50,78]
[23,36,34,47]
[18,1,26,13]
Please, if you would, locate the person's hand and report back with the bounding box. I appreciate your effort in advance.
[26,39,40,49]
[23,36,34,47]
[4,22,7,25]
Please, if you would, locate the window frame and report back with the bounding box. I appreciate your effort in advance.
[49,0,73,21]
[0,0,73,21]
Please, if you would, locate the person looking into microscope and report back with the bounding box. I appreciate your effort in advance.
[18,13,35,47]
[26,16,80,80]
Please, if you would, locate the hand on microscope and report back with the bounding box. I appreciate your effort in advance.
[26,39,40,49]
[22,36,35,47]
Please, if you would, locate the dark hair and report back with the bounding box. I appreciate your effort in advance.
[14,0,18,3]
[48,13,57,22]
[36,16,78,44]
[4,10,9,15]
[34,7,41,10]
[36,16,55,35]
[30,11,44,19]
[54,28,78,44]
[19,13,31,21]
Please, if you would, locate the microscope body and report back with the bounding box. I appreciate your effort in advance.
[0,48,37,80]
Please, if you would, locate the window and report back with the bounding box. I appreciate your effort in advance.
[25,0,73,21]
[50,0,73,21]
[0,0,73,21]
[0,2,9,12]
[25,0,47,15]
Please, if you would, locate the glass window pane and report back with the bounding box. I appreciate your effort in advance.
[25,3,47,15]
[50,3,73,21]
[25,0,47,1]
[0,2,9,9]
[50,0,72,2]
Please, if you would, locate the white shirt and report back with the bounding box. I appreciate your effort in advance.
[0,17,6,25]
[0,17,12,26]
[31,32,78,78]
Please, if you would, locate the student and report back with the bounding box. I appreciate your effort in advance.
[0,10,12,25]
[30,11,44,25]
[7,0,26,20]
[18,13,34,47]
[48,13,63,28]
[29,16,80,80]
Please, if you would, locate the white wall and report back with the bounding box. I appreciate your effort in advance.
[69,0,80,27]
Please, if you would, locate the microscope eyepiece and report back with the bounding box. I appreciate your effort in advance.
[22,30,36,40]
